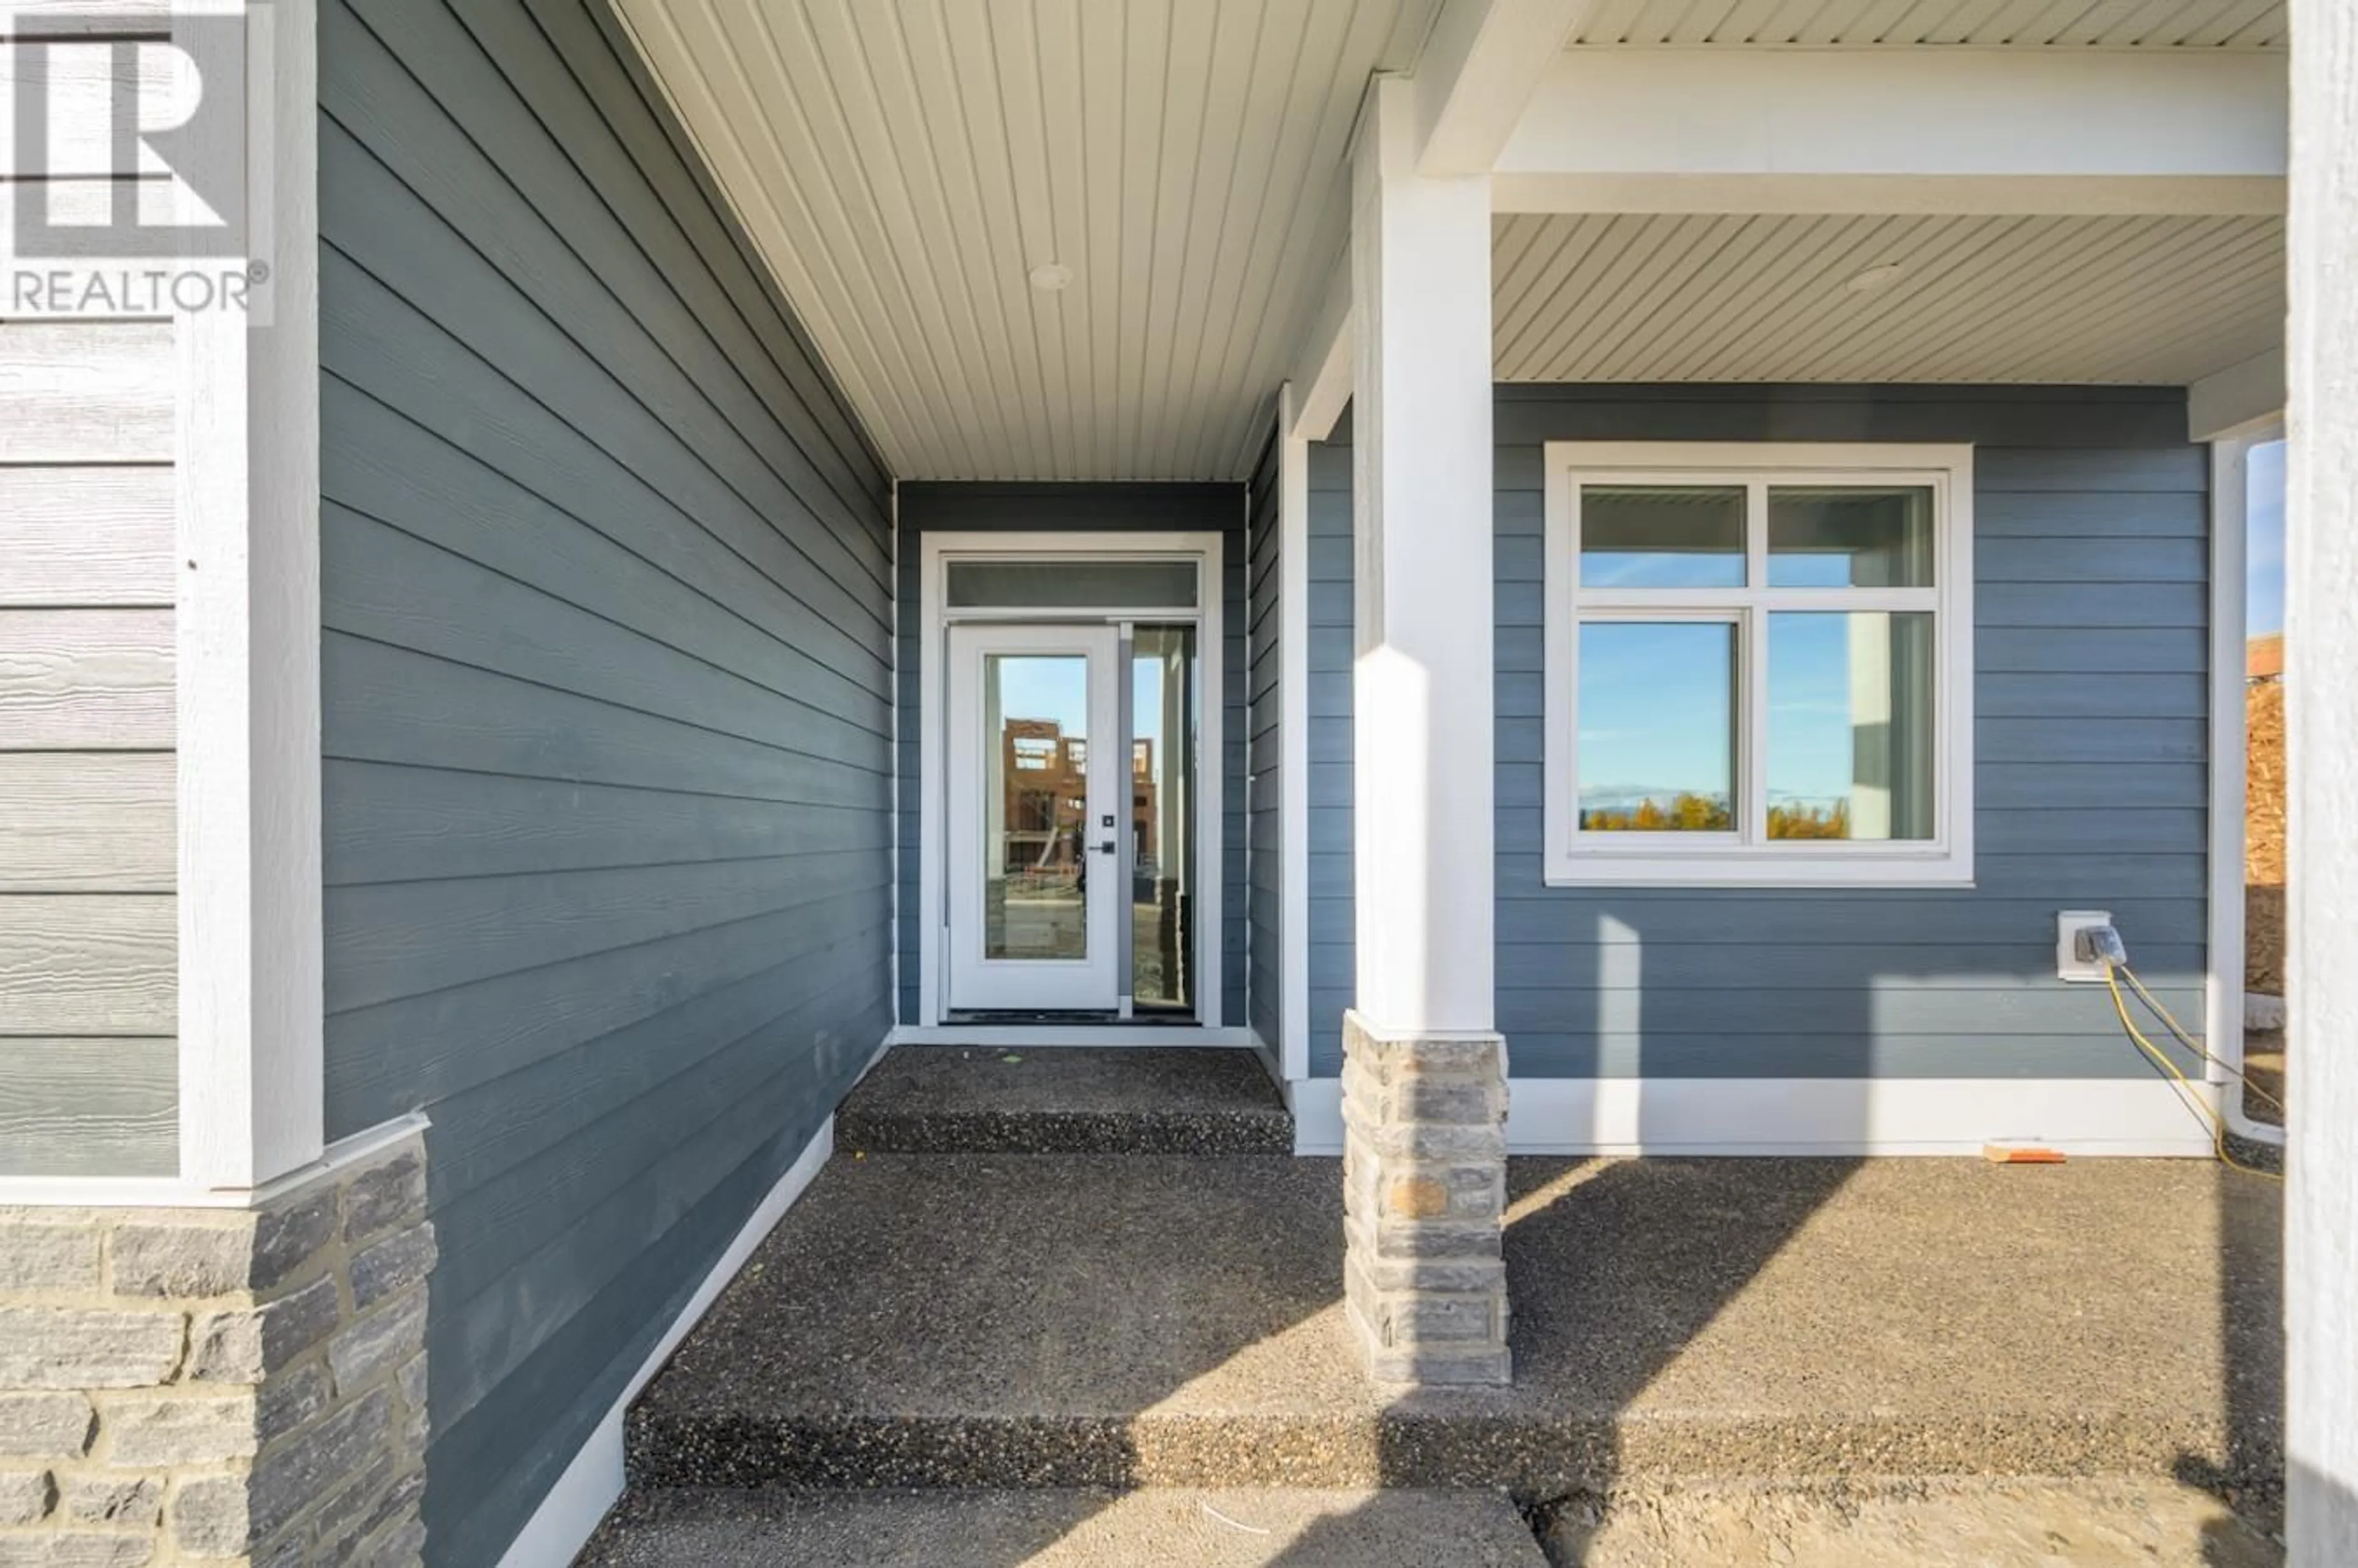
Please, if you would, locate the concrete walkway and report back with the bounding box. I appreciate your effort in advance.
[581,1487,1550,1567]
[1542,1478,2281,1567]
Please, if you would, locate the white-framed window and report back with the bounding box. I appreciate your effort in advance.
[1542,442,1975,888]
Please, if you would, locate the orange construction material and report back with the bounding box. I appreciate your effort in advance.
[1983,1144,2067,1164]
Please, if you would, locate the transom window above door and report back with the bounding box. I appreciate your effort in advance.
[1541,443,1975,888]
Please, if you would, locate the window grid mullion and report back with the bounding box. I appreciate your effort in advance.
[1744,481,1770,847]
[1744,603,1768,848]
[1573,588,1939,612]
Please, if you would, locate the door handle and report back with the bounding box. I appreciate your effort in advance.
[1094,840,1117,855]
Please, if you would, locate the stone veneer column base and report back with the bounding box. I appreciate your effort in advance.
[0,1135,433,1567]
[1340,1011,1511,1387]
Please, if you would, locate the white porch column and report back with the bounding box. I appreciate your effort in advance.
[1349,74,1497,1036]
[2287,0,2358,1557]
[1339,74,1509,1388]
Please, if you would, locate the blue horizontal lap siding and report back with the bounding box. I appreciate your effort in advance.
[1305,448,1355,1065]
[317,2,893,1562]
[893,484,1248,1027]
[1246,435,1283,1065]
[1310,387,2207,1080]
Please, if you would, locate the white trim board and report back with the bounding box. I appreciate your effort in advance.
[495,1112,838,1568]
[2208,434,2255,1093]
[1277,387,1313,1084]
[1494,49,2287,216]
[174,0,326,1195]
[889,479,901,1036]
[1412,0,1589,177]
[1286,1076,2219,1157]
[916,530,1226,1029]
[2209,422,2286,1144]
[1284,278,1352,447]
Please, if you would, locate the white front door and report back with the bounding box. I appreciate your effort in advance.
[945,623,1124,1012]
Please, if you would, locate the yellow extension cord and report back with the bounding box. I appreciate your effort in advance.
[2104,962,2283,1181]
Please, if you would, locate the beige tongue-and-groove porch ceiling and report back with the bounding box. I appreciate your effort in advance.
[1493,211,2286,385]
[1565,0,2286,49]
[616,1,2287,482]
[615,0,1444,483]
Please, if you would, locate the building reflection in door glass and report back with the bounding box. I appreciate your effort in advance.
[1132,626,1195,1013]
[983,654,1089,961]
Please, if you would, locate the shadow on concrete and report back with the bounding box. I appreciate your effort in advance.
[601,1068,2283,1566]
[1261,1155,1862,1568]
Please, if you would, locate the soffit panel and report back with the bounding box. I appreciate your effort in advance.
[1493,211,2284,384]
[615,0,1442,481]
[1566,0,2286,48]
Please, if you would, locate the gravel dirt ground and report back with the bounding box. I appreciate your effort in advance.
[2243,1032,2285,1129]
[2247,677,2285,996]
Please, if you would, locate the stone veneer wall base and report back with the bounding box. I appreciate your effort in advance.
[0,1135,433,1567]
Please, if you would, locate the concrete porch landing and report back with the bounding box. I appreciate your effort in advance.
[628,1152,2283,1500]
[837,1046,1294,1154]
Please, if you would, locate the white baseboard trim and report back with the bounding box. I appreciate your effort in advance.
[1285,1076,2219,1157]
[500,1408,626,1568]
[889,1024,1258,1048]
[1283,1077,1342,1155]
[496,1112,838,1568]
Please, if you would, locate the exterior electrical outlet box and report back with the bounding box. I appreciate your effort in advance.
[2057,910,2114,984]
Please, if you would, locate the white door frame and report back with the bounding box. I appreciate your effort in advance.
[919,530,1226,1028]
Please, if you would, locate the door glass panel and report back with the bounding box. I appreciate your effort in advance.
[1576,620,1737,832]
[983,654,1091,961]
[1131,626,1196,1013]
[948,559,1199,609]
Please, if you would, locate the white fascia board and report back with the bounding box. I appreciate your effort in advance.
[1414,0,1593,177]
[2190,346,2287,441]
[1286,262,1353,444]
[1494,49,2287,215]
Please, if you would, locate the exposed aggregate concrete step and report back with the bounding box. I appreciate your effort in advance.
[837,1047,1293,1154]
